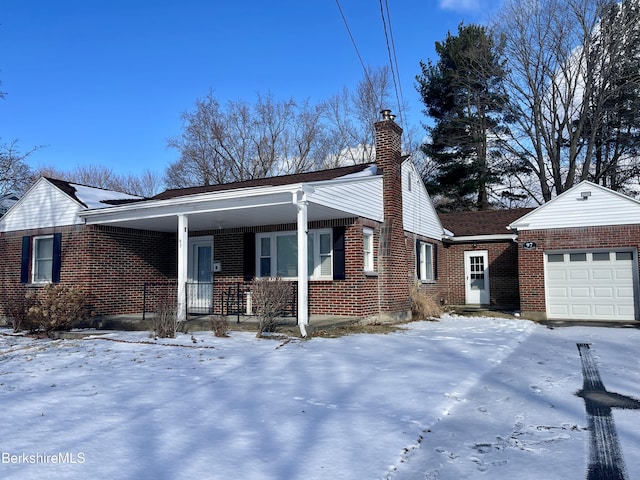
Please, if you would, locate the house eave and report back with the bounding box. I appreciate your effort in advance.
[443,233,518,243]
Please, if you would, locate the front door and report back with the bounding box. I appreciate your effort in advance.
[464,250,490,305]
[188,236,214,313]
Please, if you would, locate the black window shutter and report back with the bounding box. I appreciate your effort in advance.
[52,233,62,283]
[333,226,346,280]
[416,240,422,279]
[433,243,438,280]
[243,232,255,281]
[20,236,31,284]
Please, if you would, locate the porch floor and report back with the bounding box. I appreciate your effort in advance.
[79,314,361,336]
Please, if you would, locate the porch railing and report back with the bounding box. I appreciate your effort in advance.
[143,280,298,323]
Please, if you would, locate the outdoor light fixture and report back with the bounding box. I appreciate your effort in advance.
[579,191,591,200]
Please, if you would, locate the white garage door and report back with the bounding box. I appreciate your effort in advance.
[545,250,638,320]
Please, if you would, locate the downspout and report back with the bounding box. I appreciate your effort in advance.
[293,188,309,337]
[177,214,189,322]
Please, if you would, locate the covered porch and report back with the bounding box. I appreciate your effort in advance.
[78,174,381,335]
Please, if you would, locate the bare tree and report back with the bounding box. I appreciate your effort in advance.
[36,164,163,197]
[0,140,38,195]
[322,66,393,167]
[494,0,640,202]
[166,91,330,188]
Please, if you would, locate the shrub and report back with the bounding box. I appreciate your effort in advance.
[410,284,442,321]
[26,285,89,337]
[210,315,229,337]
[6,291,38,333]
[249,277,293,338]
[152,299,178,338]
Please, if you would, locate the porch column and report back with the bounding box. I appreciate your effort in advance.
[177,214,189,322]
[295,194,309,335]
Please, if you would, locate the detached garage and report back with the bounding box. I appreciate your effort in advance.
[510,181,640,322]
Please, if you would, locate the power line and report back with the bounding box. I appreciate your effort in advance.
[334,0,375,96]
[379,0,405,128]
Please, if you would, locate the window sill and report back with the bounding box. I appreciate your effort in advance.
[364,271,378,277]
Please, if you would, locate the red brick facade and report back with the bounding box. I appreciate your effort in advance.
[517,225,640,319]
[0,115,445,324]
[0,225,175,318]
[442,241,520,309]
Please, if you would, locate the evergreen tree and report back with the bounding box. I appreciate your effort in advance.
[416,24,509,211]
[581,0,640,194]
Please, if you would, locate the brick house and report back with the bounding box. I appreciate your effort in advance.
[438,208,533,310]
[0,112,447,331]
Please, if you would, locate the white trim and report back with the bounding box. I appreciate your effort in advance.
[255,228,333,281]
[444,234,518,243]
[363,227,374,273]
[32,235,54,284]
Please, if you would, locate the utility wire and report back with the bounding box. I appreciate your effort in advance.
[335,0,376,97]
[382,0,406,126]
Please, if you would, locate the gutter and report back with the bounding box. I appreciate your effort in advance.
[442,233,518,244]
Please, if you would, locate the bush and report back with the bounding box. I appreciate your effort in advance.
[26,285,88,337]
[210,315,229,337]
[410,284,442,320]
[152,299,178,338]
[250,277,293,338]
[6,291,38,333]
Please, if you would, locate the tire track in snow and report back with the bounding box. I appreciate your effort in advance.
[576,343,640,480]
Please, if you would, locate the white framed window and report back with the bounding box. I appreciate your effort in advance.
[33,235,54,283]
[363,228,374,272]
[417,241,434,282]
[256,229,333,280]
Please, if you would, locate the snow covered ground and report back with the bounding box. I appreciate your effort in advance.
[1,314,639,479]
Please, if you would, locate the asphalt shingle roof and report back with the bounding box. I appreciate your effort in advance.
[439,208,535,237]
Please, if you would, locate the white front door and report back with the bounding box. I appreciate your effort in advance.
[188,236,214,312]
[464,250,490,305]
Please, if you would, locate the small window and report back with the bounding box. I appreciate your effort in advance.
[319,233,332,276]
[33,236,54,283]
[570,253,587,262]
[592,252,610,261]
[417,241,434,282]
[363,228,374,272]
[616,251,633,261]
[259,237,271,276]
[547,254,564,263]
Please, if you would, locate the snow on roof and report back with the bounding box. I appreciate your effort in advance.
[45,178,144,209]
[71,183,143,209]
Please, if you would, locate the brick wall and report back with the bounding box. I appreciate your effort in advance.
[517,225,640,318]
[0,224,176,318]
[442,241,520,309]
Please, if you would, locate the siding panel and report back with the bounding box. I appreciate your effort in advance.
[0,179,82,232]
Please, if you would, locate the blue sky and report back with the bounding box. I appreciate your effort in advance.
[1,0,500,178]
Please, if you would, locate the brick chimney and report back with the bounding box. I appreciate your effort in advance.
[375,110,411,321]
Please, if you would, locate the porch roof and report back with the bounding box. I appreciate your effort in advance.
[78,171,383,232]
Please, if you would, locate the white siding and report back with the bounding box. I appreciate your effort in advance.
[0,178,83,232]
[510,181,640,230]
[309,177,384,222]
[402,161,444,240]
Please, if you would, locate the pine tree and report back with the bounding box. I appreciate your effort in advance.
[417,24,509,211]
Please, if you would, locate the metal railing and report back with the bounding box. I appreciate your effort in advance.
[143,280,298,323]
